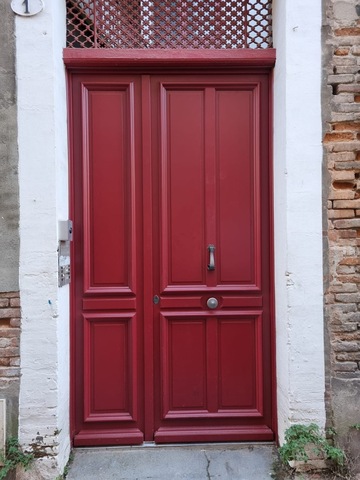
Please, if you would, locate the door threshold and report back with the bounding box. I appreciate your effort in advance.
[74,441,276,451]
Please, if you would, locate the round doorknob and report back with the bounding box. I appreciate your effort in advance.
[207,297,218,309]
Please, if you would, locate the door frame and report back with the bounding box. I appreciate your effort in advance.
[64,48,277,445]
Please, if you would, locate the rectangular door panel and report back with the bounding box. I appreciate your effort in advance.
[159,312,263,420]
[83,313,138,423]
[159,87,207,290]
[218,314,263,415]
[216,88,261,288]
[160,314,208,416]
[83,85,137,294]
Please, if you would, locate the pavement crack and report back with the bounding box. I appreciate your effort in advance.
[204,451,211,480]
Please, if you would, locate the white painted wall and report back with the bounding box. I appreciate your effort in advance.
[14,0,326,476]
[16,1,70,478]
[272,0,326,442]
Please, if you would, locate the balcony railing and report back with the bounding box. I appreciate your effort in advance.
[66,0,272,49]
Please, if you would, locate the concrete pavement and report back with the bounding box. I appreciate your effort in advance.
[66,443,277,480]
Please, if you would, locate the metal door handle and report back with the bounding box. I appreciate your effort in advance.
[207,244,215,271]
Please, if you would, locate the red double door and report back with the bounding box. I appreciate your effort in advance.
[70,69,274,446]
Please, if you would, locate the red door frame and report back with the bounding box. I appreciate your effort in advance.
[64,48,277,445]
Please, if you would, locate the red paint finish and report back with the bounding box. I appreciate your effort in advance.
[68,65,274,446]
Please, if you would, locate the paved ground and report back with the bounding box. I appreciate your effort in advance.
[66,443,277,480]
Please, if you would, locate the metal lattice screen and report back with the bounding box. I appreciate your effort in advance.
[67,0,272,49]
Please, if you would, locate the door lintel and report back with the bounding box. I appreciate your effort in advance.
[63,48,276,71]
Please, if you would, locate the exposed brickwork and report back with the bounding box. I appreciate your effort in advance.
[324,1,360,440]
[0,292,20,381]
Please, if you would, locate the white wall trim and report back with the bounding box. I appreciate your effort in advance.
[272,0,326,442]
[16,2,70,478]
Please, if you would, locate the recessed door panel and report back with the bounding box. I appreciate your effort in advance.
[161,314,208,415]
[83,85,136,294]
[160,88,206,289]
[83,313,137,422]
[218,314,262,413]
[216,89,260,288]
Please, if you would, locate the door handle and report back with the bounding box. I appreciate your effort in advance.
[207,244,215,271]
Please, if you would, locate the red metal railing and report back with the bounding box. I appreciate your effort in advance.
[66,0,272,49]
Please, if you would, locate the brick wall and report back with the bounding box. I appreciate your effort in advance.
[0,292,20,436]
[324,0,360,441]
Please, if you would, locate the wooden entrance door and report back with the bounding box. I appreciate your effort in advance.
[69,69,274,446]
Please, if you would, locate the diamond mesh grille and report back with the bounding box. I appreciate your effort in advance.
[67,0,272,49]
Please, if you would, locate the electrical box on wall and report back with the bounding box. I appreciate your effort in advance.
[58,241,71,287]
[58,220,73,242]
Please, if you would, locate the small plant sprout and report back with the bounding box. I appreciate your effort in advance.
[0,437,34,480]
[279,423,346,466]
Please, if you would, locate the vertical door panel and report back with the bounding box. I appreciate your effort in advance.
[83,87,136,294]
[216,89,260,288]
[160,314,208,415]
[160,88,206,289]
[83,314,137,422]
[218,314,262,413]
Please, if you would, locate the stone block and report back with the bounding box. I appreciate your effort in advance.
[328,73,355,84]
[334,218,360,228]
[335,161,360,169]
[335,292,360,302]
[332,341,359,352]
[334,361,358,372]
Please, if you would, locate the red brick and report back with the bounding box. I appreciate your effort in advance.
[328,209,354,219]
[339,230,357,238]
[9,298,20,307]
[333,200,360,209]
[335,28,360,36]
[1,347,20,358]
[335,47,350,56]
[9,319,20,328]
[324,132,355,142]
[339,257,360,265]
[0,292,19,298]
[332,122,360,132]
[0,308,20,319]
